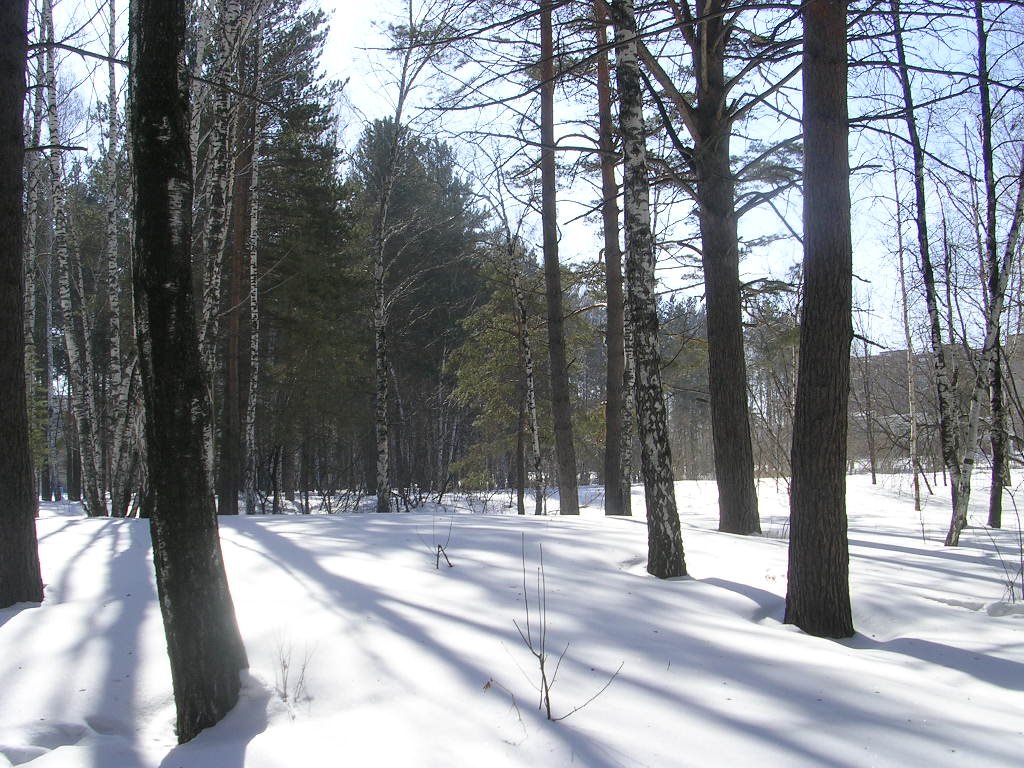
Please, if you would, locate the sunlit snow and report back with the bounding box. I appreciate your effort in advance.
[1,475,1021,767]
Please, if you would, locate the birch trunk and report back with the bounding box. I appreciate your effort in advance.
[621,292,635,515]
[595,4,628,516]
[538,0,579,515]
[45,0,105,516]
[243,44,261,517]
[199,0,241,383]
[103,0,138,518]
[895,203,920,511]
[609,0,685,578]
[946,153,1024,545]
[891,0,962,520]
[512,263,545,516]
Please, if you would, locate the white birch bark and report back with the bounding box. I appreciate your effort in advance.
[946,154,1024,544]
[45,0,105,515]
[199,0,241,380]
[896,212,920,512]
[609,0,685,577]
[511,263,545,516]
[621,292,635,515]
[243,25,262,517]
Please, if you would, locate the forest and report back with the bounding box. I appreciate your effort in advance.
[1,0,1023,760]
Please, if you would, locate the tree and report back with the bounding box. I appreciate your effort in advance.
[594,2,631,517]
[539,0,580,515]
[0,0,43,610]
[609,0,686,579]
[784,0,854,639]
[129,0,247,741]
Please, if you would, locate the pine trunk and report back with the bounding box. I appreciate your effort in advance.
[687,1,760,535]
[0,0,43,609]
[610,0,685,578]
[595,4,628,517]
[784,0,854,639]
[130,0,247,742]
[539,0,579,515]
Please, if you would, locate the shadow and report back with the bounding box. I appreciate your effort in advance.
[847,634,1024,692]
[158,672,273,768]
[0,601,41,631]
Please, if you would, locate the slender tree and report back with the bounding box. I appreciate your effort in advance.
[539,0,580,515]
[609,0,686,578]
[130,0,247,741]
[0,0,43,609]
[594,3,630,516]
[785,0,853,638]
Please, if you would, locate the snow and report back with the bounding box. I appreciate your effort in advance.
[2,475,1022,767]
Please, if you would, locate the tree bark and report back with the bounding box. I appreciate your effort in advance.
[890,0,961,526]
[512,260,545,516]
[539,0,579,515]
[784,0,854,638]
[44,0,105,517]
[610,0,685,578]
[0,0,43,609]
[686,1,760,535]
[130,0,247,742]
[595,4,629,516]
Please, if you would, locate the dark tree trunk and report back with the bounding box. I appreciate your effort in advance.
[539,0,579,515]
[0,0,43,609]
[696,139,760,535]
[595,4,629,517]
[610,0,686,578]
[130,0,247,742]
[784,0,854,639]
[688,1,759,535]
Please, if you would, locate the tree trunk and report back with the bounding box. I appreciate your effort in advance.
[0,0,43,609]
[895,200,920,511]
[539,0,579,515]
[199,0,241,382]
[784,0,854,639]
[130,0,247,742]
[512,261,545,516]
[861,340,877,484]
[890,0,962,526]
[243,31,262,517]
[218,95,255,517]
[44,0,104,517]
[595,4,628,517]
[988,348,1007,528]
[685,2,760,535]
[609,0,685,578]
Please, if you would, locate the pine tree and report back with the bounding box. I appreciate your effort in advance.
[0,0,43,609]
[784,0,854,639]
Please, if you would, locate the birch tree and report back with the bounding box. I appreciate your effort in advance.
[44,0,105,516]
[0,0,43,609]
[609,0,686,579]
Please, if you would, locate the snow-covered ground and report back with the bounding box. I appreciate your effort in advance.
[1,474,1022,767]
